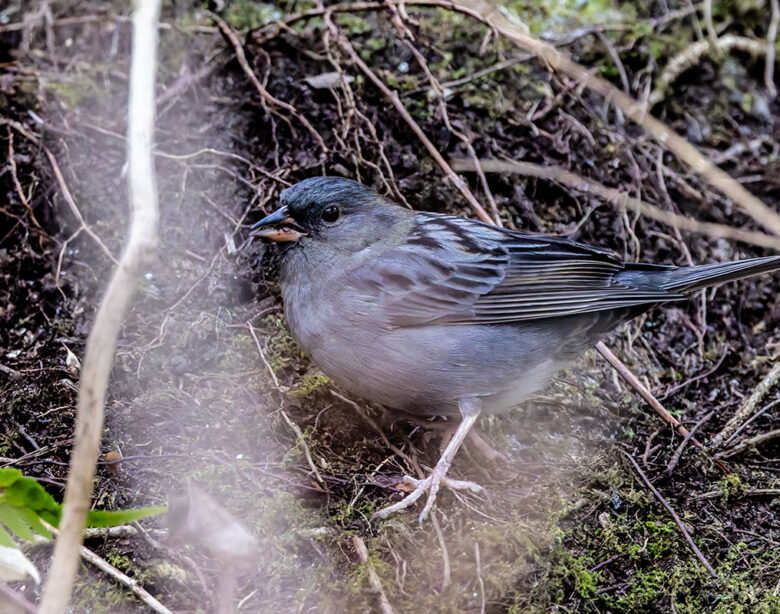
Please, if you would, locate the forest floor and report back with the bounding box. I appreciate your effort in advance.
[1,1,780,612]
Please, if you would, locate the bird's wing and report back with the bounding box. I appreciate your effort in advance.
[347,213,684,327]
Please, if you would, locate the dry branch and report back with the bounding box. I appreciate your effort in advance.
[214,14,327,154]
[717,428,780,459]
[596,342,697,444]
[710,363,780,449]
[352,536,396,614]
[75,543,173,614]
[407,0,780,238]
[768,0,780,97]
[332,28,497,225]
[41,522,172,614]
[651,34,768,106]
[667,410,715,473]
[247,322,325,485]
[451,158,780,250]
[38,0,162,611]
[622,451,718,579]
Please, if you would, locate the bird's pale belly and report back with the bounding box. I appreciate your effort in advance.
[292,311,575,416]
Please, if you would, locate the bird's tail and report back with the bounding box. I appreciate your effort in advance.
[657,255,780,293]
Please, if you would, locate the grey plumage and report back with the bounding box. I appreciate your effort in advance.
[252,176,780,521]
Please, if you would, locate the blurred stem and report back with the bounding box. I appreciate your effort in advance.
[38,0,161,611]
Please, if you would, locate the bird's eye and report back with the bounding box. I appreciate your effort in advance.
[322,206,340,223]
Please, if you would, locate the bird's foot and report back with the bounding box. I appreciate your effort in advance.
[372,467,484,524]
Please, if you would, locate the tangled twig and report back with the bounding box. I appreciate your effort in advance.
[332,25,496,225]
[407,0,780,237]
[710,363,780,449]
[451,157,780,250]
[214,14,327,154]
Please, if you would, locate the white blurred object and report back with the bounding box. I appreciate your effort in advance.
[0,545,41,584]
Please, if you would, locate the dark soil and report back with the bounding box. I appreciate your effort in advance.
[1,1,779,612]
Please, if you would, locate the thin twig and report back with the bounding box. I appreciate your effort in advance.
[710,363,780,448]
[39,1,162,611]
[247,323,324,485]
[434,53,533,91]
[42,146,119,266]
[717,428,780,459]
[83,541,172,612]
[213,14,327,153]
[595,342,697,444]
[331,390,418,470]
[666,410,715,473]
[247,322,280,389]
[40,521,172,613]
[474,542,486,614]
[622,451,718,579]
[694,487,780,500]
[333,29,496,225]
[767,0,780,97]
[721,398,780,448]
[650,34,767,106]
[405,0,780,238]
[702,0,720,56]
[431,512,451,589]
[451,157,780,250]
[399,36,502,225]
[7,126,42,229]
[352,536,396,614]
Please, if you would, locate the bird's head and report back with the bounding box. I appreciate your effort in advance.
[250,177,406,251]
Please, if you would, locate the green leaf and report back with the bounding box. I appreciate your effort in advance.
[86,506,167,527]
[0,524,16,548]
[18,506,52,539]
[0,469,165,542]
[4,476,61,517]
[0,468,23,488]
[0,504,37,542]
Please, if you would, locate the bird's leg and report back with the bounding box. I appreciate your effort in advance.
[372,397,484,523]
[466,429,509,465]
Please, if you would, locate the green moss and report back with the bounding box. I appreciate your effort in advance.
[718,472,749,502]
[337,13,374,35]
[293,373,332,400]
[219,1,283,30]
[70,574,143,612]
[347,541,393,594]
[262,313,306,374]
[44,78,100,110]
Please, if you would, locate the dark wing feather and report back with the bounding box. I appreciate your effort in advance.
[348,213,684,328]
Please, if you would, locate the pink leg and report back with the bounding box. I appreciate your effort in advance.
[372,397,483,523]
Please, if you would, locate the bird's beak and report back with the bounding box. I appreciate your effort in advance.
[250,206,307,242]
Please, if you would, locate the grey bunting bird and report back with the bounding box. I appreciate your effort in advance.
[251,176,780,523]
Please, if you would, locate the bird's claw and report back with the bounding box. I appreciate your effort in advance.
[372,470,484,524]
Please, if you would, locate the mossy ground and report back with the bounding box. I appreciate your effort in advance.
[1,0,780,612]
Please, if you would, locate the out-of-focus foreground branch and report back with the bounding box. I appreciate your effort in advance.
[38,0,162,611]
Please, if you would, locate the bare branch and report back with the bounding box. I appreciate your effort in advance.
[767,0,780,97]
[710,363,780,448]
[332,26,497,225]
[352,536,396,614]
[407,0,780,237]
[38,0,162,611]
[622,451,718,579]
[451,157,780,251]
